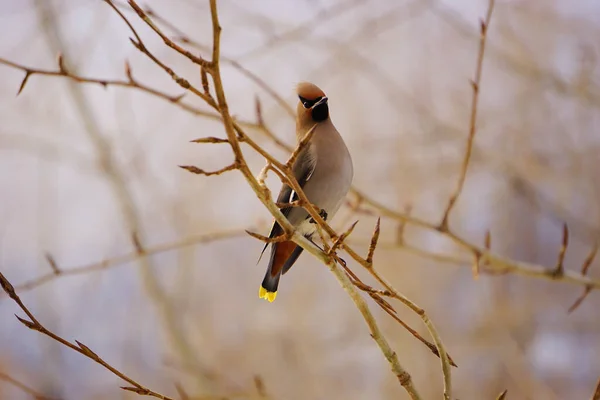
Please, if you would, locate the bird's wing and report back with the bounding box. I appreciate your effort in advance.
[258,144,317,261]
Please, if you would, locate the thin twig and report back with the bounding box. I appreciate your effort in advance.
[552,223,569,277]
[0,272,173,400]
[439,0,496,231]
[568,242,598,313]
[285,124,317,169]
[6,230,245,293]
[592,377,600,400]
[179,162,239,176]
[125,0,210,68]
[366,217,381,265]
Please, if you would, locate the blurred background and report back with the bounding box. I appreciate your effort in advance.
[1,0,600,399]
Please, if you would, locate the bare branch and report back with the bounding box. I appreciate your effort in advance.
[190,136,229,144]
[439,0,496,231]
[5,231,245,293]
[125,0,210,68]
[322,258,422,399]
[179,162,239,176]
[244,230,290,244]
[285,124,318,170]
[1,272,172,399]
[552,223,569,277]
[366,217,381,266]
[592,377,600,400]
[582,242,599,276]
[568,242,598,313]
[496,389,508,400]
[395,205,411,245]
[329,220,359,253]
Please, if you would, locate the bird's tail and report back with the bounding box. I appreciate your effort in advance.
[259,240,301,302]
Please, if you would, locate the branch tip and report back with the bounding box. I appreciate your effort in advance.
[45,253,61,275]
[484,230,491,250]
[17,71,31,96]
[495,389,508,400]
[553,223,569,277]
[581,242,598,275]
[15,315,37,330]
[57,53,67,72]
[366,217,381,265]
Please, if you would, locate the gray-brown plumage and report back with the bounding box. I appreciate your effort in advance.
[259,82,354,302]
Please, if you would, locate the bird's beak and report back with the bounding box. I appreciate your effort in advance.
[311,96,328,109]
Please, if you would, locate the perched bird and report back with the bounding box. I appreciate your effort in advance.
[258,82,354,302]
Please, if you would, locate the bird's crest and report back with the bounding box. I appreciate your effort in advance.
[296,82,326,100]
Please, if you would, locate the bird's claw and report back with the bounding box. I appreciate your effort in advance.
[309,209,328,224]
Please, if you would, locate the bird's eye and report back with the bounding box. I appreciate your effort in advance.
[299,95,321,109]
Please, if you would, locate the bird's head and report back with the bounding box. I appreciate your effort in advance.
[296,82,329,123]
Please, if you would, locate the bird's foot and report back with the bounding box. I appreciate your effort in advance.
[309,209,328,224]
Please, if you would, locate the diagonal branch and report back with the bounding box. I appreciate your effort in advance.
[439,0,496,231]
[179,162,239,176]
[4,230,245,294]
[0,272,173,400]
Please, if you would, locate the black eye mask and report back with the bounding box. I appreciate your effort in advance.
[298,95,322,109]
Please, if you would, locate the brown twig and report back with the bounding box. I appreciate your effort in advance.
[329,221,359,254]
[591,377,600,400]
[0,272,173,399]
[113,0,295,118]
[322,258,421,399]
[285,124,318,169]
[191,136,230,144]
[568,242,598,313]
[105,0,215,107]
[366,217,381,265]
[439,0,496,231]
[244,230,290,244]
[126,0,210,68]
[347,272,457,367]
[179,162,239,176]
[551,223,569,277]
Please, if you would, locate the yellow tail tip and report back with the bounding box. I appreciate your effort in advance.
[259,286,277,302]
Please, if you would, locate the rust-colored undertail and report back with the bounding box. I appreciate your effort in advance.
[259,240,304,302]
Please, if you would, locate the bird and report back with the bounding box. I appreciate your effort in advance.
[258,82,354,302]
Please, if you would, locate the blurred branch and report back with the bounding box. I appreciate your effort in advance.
[0,272,174,400]
[352,199,600,291]
[439,0,495,234]
[592,377,600,400]
[0,371,58,400]
[430,1,600,108]
[568,242,598,313]
[1,230,246,294]
[35,1,209,391]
